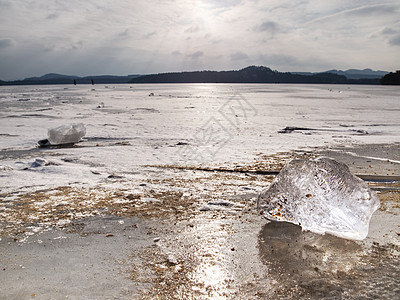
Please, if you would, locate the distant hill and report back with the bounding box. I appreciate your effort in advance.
[131,66,380,84]
[1,73,142,85]
[324,69,388,80]
[25,73,77,81]
[293,68,388,80]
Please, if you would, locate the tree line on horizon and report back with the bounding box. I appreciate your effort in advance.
[380,70,400,85]
[130,66,382,85]
[1,66,399,85]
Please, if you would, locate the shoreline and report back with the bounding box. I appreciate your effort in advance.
[1,143,399,299]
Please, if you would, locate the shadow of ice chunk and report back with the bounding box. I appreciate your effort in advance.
[257,157,380,240]
[258,221,400,299]
[259,221,362,277]
[30,158,49,168]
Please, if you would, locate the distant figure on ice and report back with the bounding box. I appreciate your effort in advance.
[73,79,76,85]
[91,79,94,85]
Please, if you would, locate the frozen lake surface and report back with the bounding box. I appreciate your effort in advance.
[1,83,399,195]
[0,84,399,299]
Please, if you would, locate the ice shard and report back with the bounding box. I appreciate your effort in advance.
[47,123,86,145]
[257,157,380,240]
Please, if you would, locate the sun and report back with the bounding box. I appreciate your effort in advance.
[193,1,218,29]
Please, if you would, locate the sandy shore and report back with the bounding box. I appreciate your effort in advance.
[0,143,399,299]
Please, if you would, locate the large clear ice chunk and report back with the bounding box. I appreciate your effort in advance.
[257,157,380,240]
[47,123,86,145]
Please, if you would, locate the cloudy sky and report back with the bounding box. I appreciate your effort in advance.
[0,0,399,80]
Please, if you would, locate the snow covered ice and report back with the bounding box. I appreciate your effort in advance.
[47,123,86,145]
[257,157,380,240]
[0,84,399,198]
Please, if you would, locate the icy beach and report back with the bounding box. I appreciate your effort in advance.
[0,84,399,299]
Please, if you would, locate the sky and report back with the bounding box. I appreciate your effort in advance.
[0,0,399,80]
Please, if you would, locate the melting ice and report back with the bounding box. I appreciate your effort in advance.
[257,157,380,240]
[47,123,86,145]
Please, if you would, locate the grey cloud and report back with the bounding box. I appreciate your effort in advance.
[0,1,12,8]
[187,51,204,59]
[0,39,13,48]
[185,26,200,33]
[258,53,303,69]
[172,50,182,56]
[389,35,400,46]
[46,13,58,20]
[310,3,400,24]
[230,51,248,61]
[6,43,142,79]
[119,29,129,37]
[382,27,397,35]
[345,4,398,17]
[142,31,156,39]
[71,40,83,50]
[259,21,278,31]
[254,21,281,34]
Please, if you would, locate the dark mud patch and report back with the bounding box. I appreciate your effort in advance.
[0,186,195,238]
[148,151,316,175]
[6,114,59,119]
[259,221,400,299]
[377,190,400,213]
[278,126,369,135]
[0,147,49,160]
[132,107,160,113]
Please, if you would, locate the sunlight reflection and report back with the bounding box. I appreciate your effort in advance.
[190,216,234,299]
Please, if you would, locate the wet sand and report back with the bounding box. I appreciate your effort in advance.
[0,143,399,299]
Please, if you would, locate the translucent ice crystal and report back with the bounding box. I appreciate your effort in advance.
[257,157,380,240]
[47,123,86,145]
